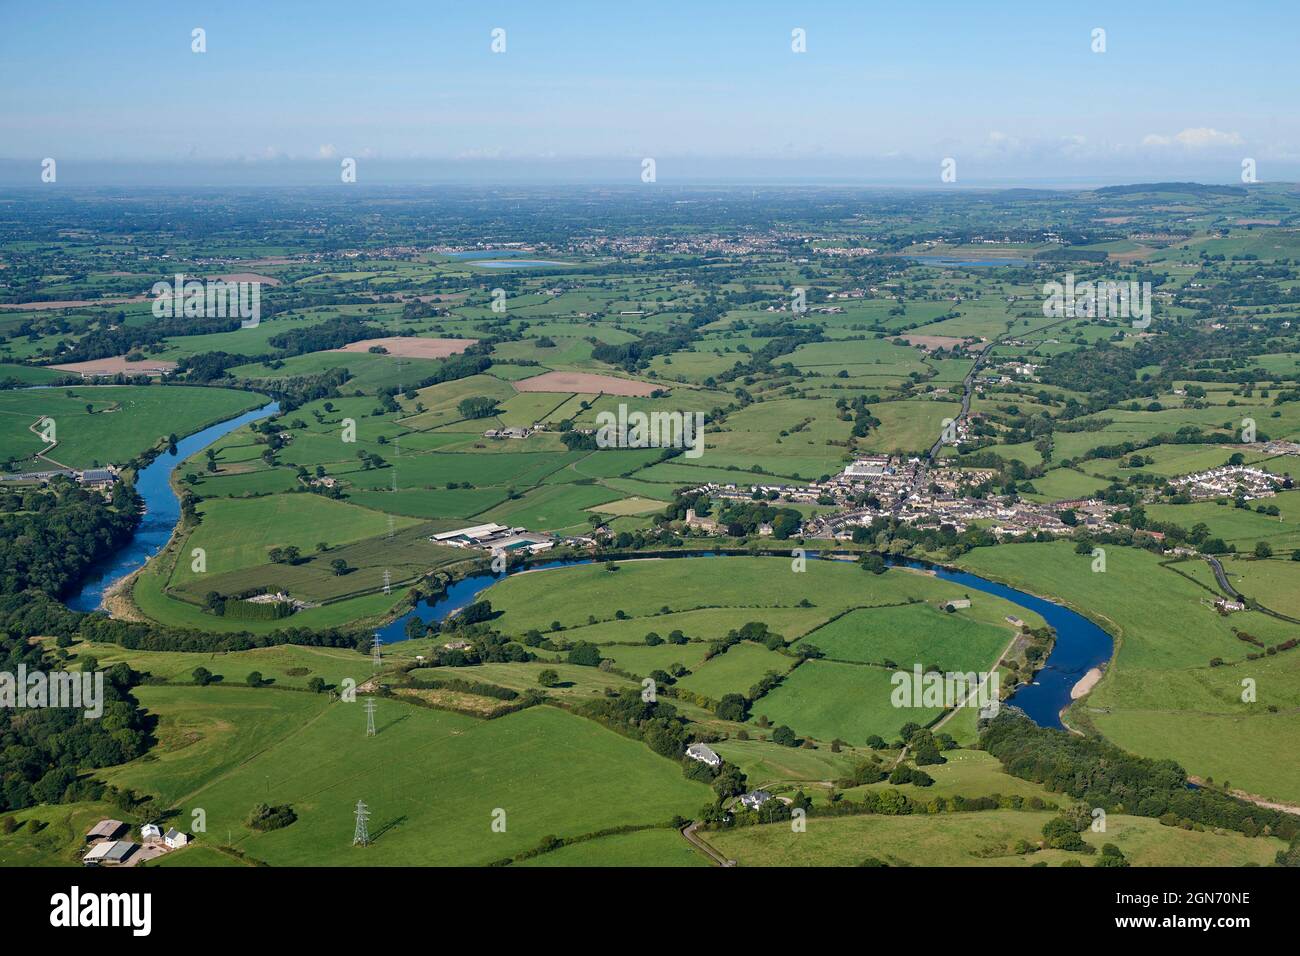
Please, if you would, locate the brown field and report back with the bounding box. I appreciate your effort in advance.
[0,296,150,311]
[513,371,660,396]
[329,336,478,358]
[49,355,178,376]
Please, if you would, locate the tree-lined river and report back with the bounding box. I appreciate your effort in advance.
[68,404,1112,731]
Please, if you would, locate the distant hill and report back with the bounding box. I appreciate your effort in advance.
[1092,182,1247,198]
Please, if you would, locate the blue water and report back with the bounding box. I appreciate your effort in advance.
[917,562,1113,729]
[447,250,569,269]
[907,255,1031,268]
[470,260,568,269]
[374,550,1112,730]
[65,401,279,611]
[61,399,1111,729]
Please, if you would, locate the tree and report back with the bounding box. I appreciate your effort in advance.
[192,666,214,686]
[715,693,748,722]
[859,553,886,575]
[771,725,798,747]
[1255,541,1273,559]
[537,669,560,687]
[331,558,350,576]
[457,396,500,419]
[567,643,602,667]
[306,677,326,693]
[246,671,263,687]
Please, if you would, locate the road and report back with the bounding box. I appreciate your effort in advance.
[681,821,734,866]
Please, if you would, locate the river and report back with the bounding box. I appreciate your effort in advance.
[65,401,279,612]
[373,551,1113,731]
[66,405,1111,731]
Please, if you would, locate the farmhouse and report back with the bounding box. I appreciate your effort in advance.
[738,790,772,811]
[164,828,189,849]
[685,742,722,768]
[484,427,531,440]
[78,468,119,490]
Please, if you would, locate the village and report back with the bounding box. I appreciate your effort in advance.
[676,453,1125,544]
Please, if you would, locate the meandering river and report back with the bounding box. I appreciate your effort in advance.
[68,404,1112,730]
[65,401,279,612]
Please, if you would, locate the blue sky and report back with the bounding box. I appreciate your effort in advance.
[2,0,1297,183]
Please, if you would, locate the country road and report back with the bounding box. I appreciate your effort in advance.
[681,821,734,866]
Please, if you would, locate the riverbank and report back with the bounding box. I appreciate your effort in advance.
[1070,666,1104,700]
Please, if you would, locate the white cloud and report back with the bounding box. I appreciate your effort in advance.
[318,144,338,159]
[1142,127,1244,149]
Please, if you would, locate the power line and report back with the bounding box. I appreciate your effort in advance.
[352,799,370,847]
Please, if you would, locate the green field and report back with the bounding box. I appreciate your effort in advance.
[0,385,265,469]
[103,688,711,866]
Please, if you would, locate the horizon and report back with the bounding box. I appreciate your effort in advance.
[3,0,1298,185]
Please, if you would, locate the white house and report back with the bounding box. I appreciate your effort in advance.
[685,742,722,768]
[140,823,162,842]
[163,828,189,849]
[738,790,772,811]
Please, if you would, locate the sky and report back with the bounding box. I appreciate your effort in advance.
[1,0,1297,185]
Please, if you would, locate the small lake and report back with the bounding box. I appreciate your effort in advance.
[906,255,1031,268]
[65,401,279,612]
[447,250,570,269]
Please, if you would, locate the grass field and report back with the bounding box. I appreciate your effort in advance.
[103,688,711,866]
[705,809,1284,867]
[958,541,1300,803]
[0,384,265,469]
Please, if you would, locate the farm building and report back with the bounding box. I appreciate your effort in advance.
[164,828,189,849]
[430,523,554,553]
[78,468,119,490]
[141,823,162,842]
[83,840,135,865]
[85,819,126,842]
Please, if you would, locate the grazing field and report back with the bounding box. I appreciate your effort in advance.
[480,557,1028,638]
[958,541,1300,803]
[0,385,265,468]
[675,641,795,700]
[170,494,422,586]
[795,602,1021,672]
[705,810,1284,867]
[752,659,946,744]
[513,828,709,867]
[106,690,711,866]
